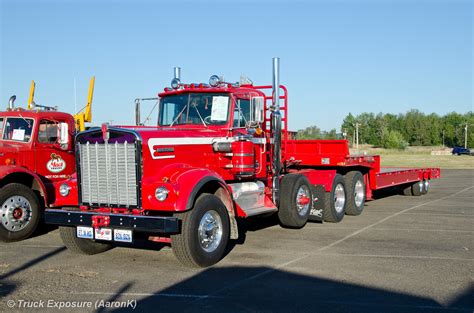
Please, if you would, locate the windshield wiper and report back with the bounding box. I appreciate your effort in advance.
[169,104,188,127]
[192,104,208,127]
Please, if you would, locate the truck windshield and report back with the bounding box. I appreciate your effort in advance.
[2,117,34,142]
[159,93,230,126]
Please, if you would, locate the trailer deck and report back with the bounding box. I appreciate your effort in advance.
[285,139,440,198]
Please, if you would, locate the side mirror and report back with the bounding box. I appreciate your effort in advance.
[59,122,69,148]
[250,97,264,124]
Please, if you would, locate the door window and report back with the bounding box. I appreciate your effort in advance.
[38,120,60,144]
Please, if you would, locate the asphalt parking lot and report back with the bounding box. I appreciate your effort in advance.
[1,169,473,313]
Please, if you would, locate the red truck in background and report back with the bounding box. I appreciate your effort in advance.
[45,59,440,267]
[0,78,94,241]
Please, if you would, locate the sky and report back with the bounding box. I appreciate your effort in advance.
[0,0,472,131]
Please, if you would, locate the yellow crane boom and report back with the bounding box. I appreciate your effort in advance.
[73,76,95,131]
[27,80,35,110]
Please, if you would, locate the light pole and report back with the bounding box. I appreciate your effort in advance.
[356,122,360,151]
[465,123,468,149]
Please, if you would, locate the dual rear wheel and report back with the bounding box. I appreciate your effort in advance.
[278,171,366,226]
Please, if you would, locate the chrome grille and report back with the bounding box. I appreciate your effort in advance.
[79,141,138,207]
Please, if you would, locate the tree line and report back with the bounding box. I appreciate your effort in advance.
[296,110,473,149]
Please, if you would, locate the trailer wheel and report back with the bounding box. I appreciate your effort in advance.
[411,181,424,196]
[278,174,312,228]
[402,185,413,196]
[323,174,347,223]
[0,183,41,242]
[171,194,229,268]
[344,171,366,216]
[59,226,113,255]
[422,180,430,194]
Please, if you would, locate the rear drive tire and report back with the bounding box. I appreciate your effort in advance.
[59,226,113,255]
[171,194,229,268]
[0,183,41,242]
[323,174,347,223]
[344,171,366,216]
[411,181,424,196]
[278,174,313,228]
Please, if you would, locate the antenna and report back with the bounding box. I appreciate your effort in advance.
[74,78,77,114]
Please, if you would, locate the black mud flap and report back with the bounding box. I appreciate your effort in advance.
[308,185,325,222]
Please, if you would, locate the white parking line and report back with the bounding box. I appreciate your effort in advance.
[64,291,218,299]
[204,185,474,298]
[318,253,474,262]
[0,245,64,249]
[371,228,474,233]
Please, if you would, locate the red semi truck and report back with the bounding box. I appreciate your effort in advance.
[0,78,94,241]
[45,59,440,267]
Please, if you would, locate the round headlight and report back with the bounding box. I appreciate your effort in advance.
[171,78,181,90]
[59,183,70,197]
[155,187,169,201]
[209,75,220,87]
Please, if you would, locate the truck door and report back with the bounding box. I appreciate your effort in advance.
[34,119,75,183]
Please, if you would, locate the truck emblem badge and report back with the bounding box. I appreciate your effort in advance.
[47,153,66,173]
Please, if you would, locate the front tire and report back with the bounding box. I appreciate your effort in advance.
[323,174,347,223]
[278,174,312,228]
[344,171,366,216]
[171,194,229,268]
[59,226,113,255]
[0,183,41,242]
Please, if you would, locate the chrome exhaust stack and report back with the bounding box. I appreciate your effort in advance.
[271,57,282,205]
[135,98,141,126]
[8,95,16,110]
[174,67,181,80]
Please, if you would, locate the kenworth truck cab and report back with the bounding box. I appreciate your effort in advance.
[46,59,439,267]
[0,77,94,241]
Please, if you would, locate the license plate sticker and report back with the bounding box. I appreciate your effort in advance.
[94,228,112,241]
[77,226,94,239]
[114,229,133,243]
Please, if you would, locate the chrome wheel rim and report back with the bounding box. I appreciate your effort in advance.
[334,183,346,214]
[296,185,311,216]
[424,180,430,192]
[198,210,223,253]
[418,181,423,193]
[1,196,32,232]
[354,180,365,207]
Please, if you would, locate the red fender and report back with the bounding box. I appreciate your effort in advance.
[141,163,232,212]
[0,165,49,205]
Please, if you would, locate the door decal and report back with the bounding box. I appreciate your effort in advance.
[46,153,66,173]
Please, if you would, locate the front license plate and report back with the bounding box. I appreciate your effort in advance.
[94,228,112,241]
[77,226,94,239]
[114,229,133,243]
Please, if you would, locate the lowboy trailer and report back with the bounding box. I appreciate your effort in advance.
[45,59,440,267]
